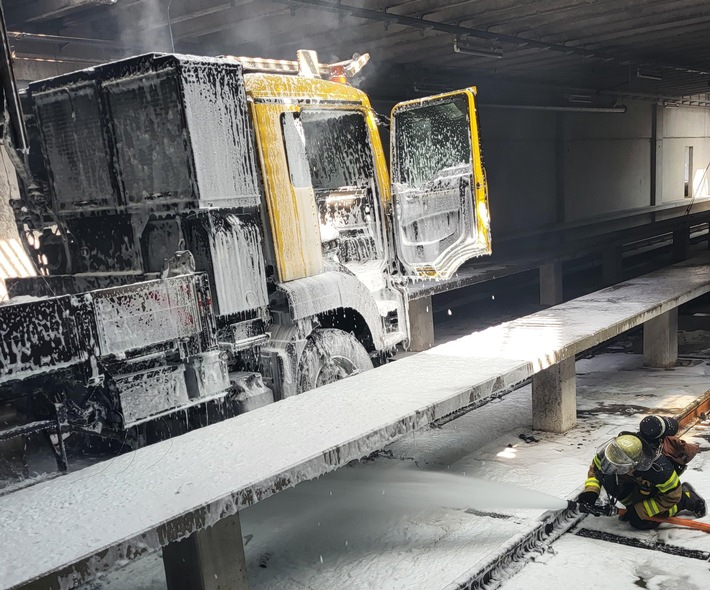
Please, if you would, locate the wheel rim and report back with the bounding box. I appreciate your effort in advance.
[314,355,359,388]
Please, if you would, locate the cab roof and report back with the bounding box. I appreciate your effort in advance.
[244,73,371,108]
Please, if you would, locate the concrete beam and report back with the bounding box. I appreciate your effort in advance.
[12,58,95,85]
[532,356,576,433]
[163,513,249,590]
[539,261,563,306]
[407,296,434,352]
[643,308,678,368]
[6,0,115,25]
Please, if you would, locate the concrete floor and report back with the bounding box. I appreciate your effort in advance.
[79,306,710,589]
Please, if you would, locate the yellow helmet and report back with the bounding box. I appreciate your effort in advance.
[599,434,650,475]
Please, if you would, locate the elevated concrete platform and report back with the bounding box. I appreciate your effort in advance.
[75,352,710,589]
[2,254,710,590]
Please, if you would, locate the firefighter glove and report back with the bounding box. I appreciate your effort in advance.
[577,491,599,507]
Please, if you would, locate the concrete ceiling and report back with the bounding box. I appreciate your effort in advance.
[4,0,710,105]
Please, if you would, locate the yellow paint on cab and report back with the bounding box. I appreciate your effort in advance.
[245,73,391,282]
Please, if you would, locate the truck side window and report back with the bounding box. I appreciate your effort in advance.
[281,112,311,188]
[394,95,471,188]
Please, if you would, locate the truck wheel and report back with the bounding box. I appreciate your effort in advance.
[297,328,374,393]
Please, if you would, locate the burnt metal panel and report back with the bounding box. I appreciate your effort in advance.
[64,214,141,273]
[0,295,92,384]
[27,53,261,215]
[183,212,268,318]
[91,275,206,357]
[103,64,193,206]
[100,53,260,209]
[30,78,119,213]
[4,273,157,298]
[113,364,189,427]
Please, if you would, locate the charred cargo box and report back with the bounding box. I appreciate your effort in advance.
[0,274,214,389]
[29,53,261,214]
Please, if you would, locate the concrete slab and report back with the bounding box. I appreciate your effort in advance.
[3,254,710,590]
[80,352,710,590]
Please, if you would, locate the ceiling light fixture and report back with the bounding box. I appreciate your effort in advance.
[567,94,593,104]
[453,38,503,59]
[636,68,663,81]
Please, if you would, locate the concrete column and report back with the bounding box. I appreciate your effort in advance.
[651,104,664,207]
[555,112,566,224]
[163,513,249,590]
[0,406,27,481]
[602,246,623,286]
[643,309,678,368]
[407,296,434,351]
[539,262,563,307]
[672,227,690,262]
[532,356,576,433]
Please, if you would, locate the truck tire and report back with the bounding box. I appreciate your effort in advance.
[297,328,374,393]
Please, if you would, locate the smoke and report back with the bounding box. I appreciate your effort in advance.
[115,0,174,54]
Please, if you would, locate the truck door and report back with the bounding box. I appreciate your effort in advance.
[390,89,491,280]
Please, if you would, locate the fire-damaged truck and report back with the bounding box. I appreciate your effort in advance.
[0,47,491,470]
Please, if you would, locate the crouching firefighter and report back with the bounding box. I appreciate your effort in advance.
[577,433,706,529]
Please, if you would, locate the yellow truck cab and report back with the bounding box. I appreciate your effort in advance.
[238,51,492,395]
[2,50,491,454]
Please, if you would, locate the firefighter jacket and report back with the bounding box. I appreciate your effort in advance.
[584,451,683,519]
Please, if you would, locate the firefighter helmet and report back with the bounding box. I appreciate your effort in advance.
[639,415,679,441]
[599,434,652,475]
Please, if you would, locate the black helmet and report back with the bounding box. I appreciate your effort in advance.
[639,415,679,441]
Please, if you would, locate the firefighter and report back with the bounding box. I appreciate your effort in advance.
[577,433,706,530]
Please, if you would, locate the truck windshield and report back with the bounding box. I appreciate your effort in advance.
[281,109,383,264]
[394,95,472,189]
[299,110,375,190]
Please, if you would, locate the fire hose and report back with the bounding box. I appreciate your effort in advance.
[568,501,710,532]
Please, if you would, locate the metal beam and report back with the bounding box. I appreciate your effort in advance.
[6,0,116,25]
[277,0,710,76]
[0,3,28,159]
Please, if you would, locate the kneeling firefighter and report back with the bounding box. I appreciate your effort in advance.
[577,427,706,530]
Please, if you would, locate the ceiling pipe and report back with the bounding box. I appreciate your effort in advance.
[12,52,107,65]
[278,0,710,77]
[7,31,136,52]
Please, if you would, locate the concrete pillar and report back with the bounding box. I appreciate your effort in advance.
[672,227,690,262]
[643,309,678,368]
[539,262,563,307]
[651,104,664,207]
[407,296,434,351]
[602,246,623,286]
[163,513,249,590]
[532,356,576,433]
[0,406,27,481]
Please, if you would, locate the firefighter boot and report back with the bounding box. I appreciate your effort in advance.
[680,483,706,518]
